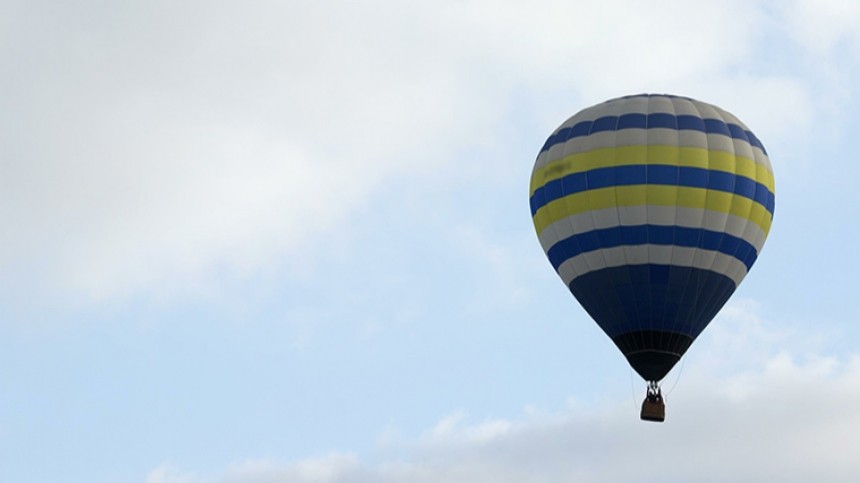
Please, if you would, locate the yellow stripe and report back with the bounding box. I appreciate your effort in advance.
[532,185,774,236]
[530,145,775,196]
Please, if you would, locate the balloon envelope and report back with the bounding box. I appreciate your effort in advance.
[529,94,774,381]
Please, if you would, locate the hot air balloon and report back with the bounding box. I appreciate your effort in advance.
[529,94,774,421]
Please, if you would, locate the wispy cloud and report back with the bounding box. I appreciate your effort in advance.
[145,464,206,483]
[1,0,841,308]
[154,353,860,482]
[145,300,860,482]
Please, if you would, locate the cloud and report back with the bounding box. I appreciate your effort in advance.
[145,464,206,483]
[146,300,860,482]
[0,0,849,307]
[156,356,860,482]
[1,1,477,304]
[783,0,860,54]
[221,455,365,483]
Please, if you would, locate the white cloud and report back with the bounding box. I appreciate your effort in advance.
[784,0,860,54]
[175,350,860,482]
[0,0,851,306]
[1,1,482,304]
[148,300,860,482]
[222,454,364,483]
[145,464,206,483]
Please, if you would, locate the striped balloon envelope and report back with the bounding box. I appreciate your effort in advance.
[529,94,774,384]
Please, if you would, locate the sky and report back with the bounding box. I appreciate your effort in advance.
[1,0,859,481]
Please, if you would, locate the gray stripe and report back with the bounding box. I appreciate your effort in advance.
[556,245,748,287]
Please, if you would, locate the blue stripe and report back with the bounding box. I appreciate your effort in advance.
[530,165,775,216]
[539,114,768,155]
[568,264,736,339]
[546,224,758,271]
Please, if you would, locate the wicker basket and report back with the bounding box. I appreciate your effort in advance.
[640,397,665,422]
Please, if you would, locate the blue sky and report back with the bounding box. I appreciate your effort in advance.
[1,1,859,481]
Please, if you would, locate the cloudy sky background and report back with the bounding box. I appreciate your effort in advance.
[1,0,859,481]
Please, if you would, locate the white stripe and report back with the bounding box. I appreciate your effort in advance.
[669,97,702,117]
[537,206,767,253]
[722,209,748,243]
[647,96,676,114]
[646,204,675,225]
[732,137,755,161]
[556,245,749,287]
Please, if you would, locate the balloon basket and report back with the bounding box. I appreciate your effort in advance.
[640,382,665,422]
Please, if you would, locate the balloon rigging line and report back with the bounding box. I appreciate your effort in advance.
[629,366,639,411]
[664,357,686,397]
